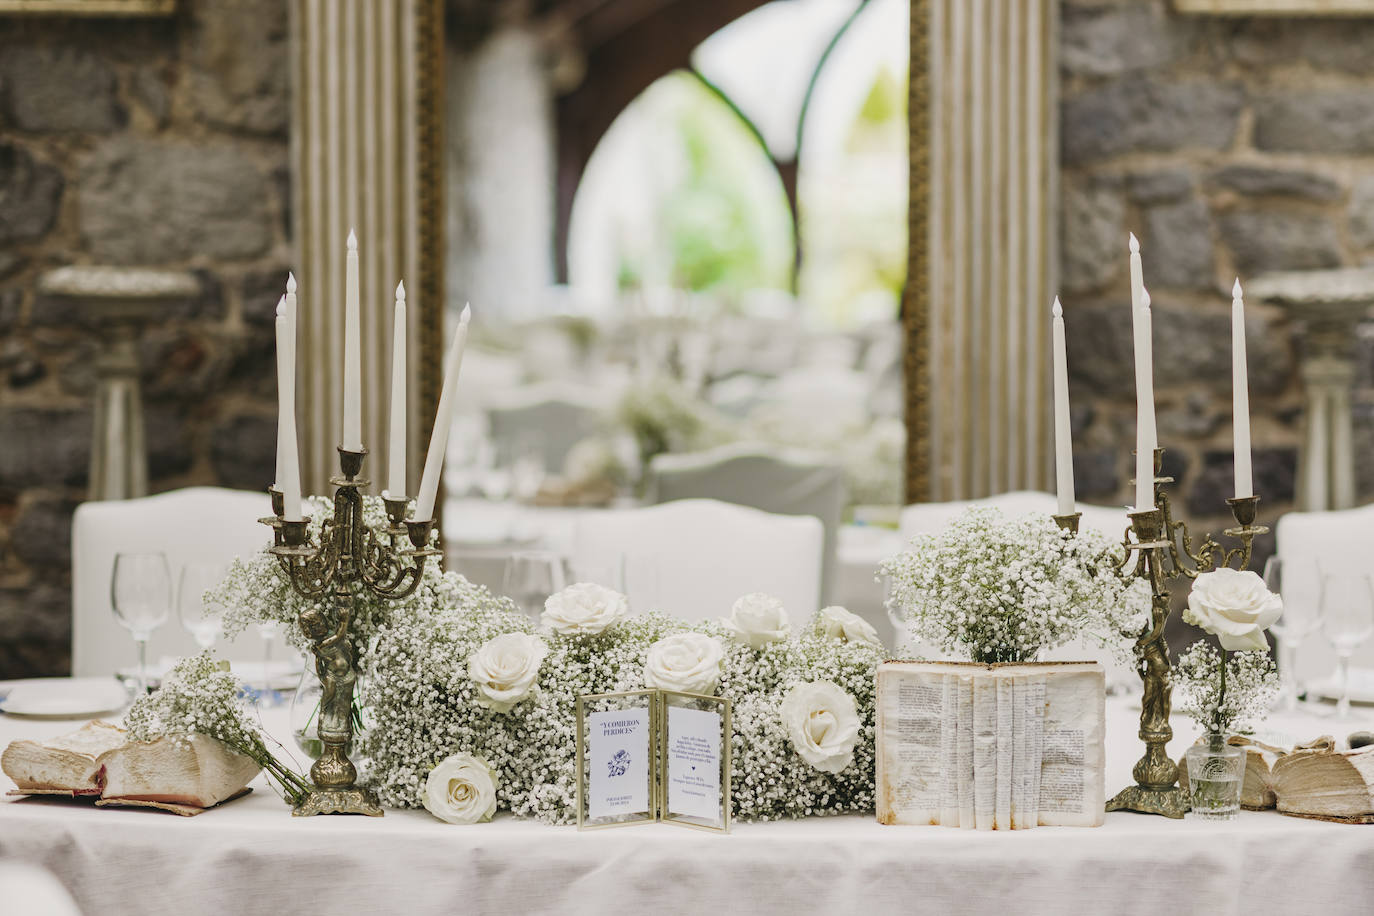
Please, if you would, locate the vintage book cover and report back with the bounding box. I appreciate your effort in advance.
[875,661,1106,829]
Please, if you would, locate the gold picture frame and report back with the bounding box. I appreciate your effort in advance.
[575,689,732,834]
[657,690,732,834]
[575,689,659,830]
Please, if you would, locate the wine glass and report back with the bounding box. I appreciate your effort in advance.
[1263,557,1324,711]
[178,562,226,652]
[502,550,567,620]
[111,552,172,696]
[254,620,285,707]
[1319,571,1374,720]
[568,555,626,593]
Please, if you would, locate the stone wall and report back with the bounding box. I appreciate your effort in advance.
[0,1,289,678]
[1059,0,1374,559]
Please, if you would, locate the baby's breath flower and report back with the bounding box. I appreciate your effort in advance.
[881,507,1149,664]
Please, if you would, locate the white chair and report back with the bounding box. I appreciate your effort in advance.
[1275,503,1374,683]
[71,487,276,677]
[485,382,609,473]
[646,443,846,606]
[571,499,823,627]
[896,492,1132,678]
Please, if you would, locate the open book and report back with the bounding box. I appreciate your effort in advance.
[1179,737,1374,822]
[3,721,260,815]
[876,661,1106,829]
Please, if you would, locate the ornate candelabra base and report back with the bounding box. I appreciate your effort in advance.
[293,785,384,818]
[1105,784,1189,819]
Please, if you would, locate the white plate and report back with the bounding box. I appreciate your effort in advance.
[117,658,303,692]
[1307,666,1374,705]
[0,677,129,719]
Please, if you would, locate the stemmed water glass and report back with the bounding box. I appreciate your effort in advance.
[111,552,172,696]
[178,562,226,652]
[1262,557,1324,711]
[1319,571,1374,720]
[502,550,567,620]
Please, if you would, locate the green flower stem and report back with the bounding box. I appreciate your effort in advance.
[1214,647,1229,737]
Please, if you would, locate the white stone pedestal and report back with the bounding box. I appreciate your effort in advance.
[1251,268,1374,512]
[37,266,199,501]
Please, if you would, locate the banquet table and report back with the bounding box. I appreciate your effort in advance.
[3,691,1374,915]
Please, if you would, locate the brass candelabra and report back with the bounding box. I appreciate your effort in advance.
[1104,447,1267,818]
[260,446,439,817]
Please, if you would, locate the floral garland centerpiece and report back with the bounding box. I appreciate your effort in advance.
[880,507,1150,663]
[365,586,885,825]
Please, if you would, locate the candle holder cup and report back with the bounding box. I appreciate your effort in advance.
[260,447,434,817]
[1052,512,1082,535]
[1103,447,1268,819]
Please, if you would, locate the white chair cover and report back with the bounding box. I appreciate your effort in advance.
[71,487,275,677]
[1275,503,1374,681]
[646,443,846,605]
[485,382,609,472]
[571,498,823,626]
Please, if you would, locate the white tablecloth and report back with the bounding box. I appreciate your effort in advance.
[3,694,1374,915]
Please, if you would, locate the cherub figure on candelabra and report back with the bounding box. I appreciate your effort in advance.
[299,605,361,790]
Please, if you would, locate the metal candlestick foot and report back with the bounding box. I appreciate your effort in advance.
[292,785,384,818]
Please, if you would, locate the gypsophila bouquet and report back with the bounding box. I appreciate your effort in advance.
[124,652,311,806]
[881,507,1150,664]
[1174,642,1279,737]
[208,494,441,658]
[362,583,883,823]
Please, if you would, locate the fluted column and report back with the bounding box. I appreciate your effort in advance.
[912,0,1059,502]
[290,0,444,497]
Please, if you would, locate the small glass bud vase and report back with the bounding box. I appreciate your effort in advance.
[1185,735,1245,820]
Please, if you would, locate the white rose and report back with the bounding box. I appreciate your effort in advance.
[542,582,630,635]
[467,632,548,712]
[643,633,725,696]
[1184,567,1283,651]
[817,605,884,650]
[721,592,791,649]
[422,753,498,825]
[780,680,860,774]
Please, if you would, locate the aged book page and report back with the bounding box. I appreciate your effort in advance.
[1,720,125,794]
[875,666,946,825]
[956,676,974,828]
[876,662,1105,829]
[972,676,997,830]
[1031,666,1105,827]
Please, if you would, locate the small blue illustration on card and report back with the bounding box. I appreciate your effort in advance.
[607,750,630,777]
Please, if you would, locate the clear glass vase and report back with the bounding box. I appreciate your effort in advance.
[1185,736,1245,820]
[289,664,367,765]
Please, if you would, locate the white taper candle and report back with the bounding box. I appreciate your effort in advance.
[415,304,472,522]
[1232,278,1253,499]
[1134,288,1155,512]
[387,281,408,498]
[275,300,302,521]
[1051,297,1075,516]
[343,229,362,451]
[274,292,286,491]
